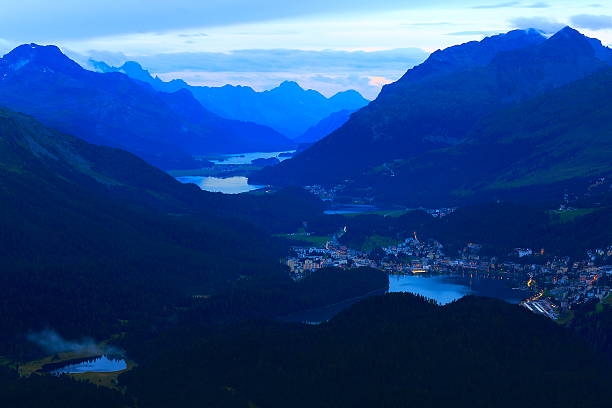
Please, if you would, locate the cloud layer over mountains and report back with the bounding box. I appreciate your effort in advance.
[81,48,428,99]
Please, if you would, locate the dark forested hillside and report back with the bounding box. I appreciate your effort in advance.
[0,44,293,169]
[294,108,356,144]
[121,294,612,408]
[355,67,612,206]
[253,27,612,206]
[0,106,321,359]
[0,367,129,408]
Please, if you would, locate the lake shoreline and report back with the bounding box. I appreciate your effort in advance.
[276,287,388,324]
[278,272,531,324]
[171,150,294,194]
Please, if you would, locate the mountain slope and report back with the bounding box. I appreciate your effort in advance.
[356,67,612,206]
[0,106,317,357]
[252,27,612,195]
[294,109,356,145]
[0,44,293,170]
[92,60,370,138]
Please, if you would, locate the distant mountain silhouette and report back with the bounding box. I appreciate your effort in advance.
[0,44,293,169]
[252,27,612,205]
[92,60,370,138]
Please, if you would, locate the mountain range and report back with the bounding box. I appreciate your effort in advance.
[91,60,370,138]
[252,27,612,206]
[0,44,293,170]
[2,27,612,407]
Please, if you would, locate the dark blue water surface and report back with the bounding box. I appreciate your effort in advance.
[46,355,127,375]
[280,274,529,324]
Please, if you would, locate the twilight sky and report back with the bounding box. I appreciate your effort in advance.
[1,1,611,98]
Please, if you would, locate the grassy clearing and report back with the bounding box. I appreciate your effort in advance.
[550,208,597,223]
[342,209,409,218]
[275,233,331,247]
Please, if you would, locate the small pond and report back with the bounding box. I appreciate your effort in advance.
[40,355,127,375]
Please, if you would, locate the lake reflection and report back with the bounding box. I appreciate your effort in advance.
[176,176,264,194]
[388,274,473,305]
[390,274,528,305]
[280,274,529,324]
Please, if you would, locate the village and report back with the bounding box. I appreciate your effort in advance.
[286,230,612,321]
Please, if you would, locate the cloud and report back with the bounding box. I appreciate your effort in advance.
[81,47,428,100]
[0,0,455,41]
[402,22,455,26]
[446,30,500,36]
[0,37,18,55]
[27,329,124,356]
[368,76,394,87]
[83,48,428,75]
[525,2,550,8]
[570,14,612,30]
[472,1,550,9]
[509,16,565,33]
[472,2,520,9]
[178,33,209,38]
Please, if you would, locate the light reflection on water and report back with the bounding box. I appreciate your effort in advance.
[389,274,528,305]
[279,274,529,324]
[176,151,294,193]
[388,274,473,305]
[176,176,264,194]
